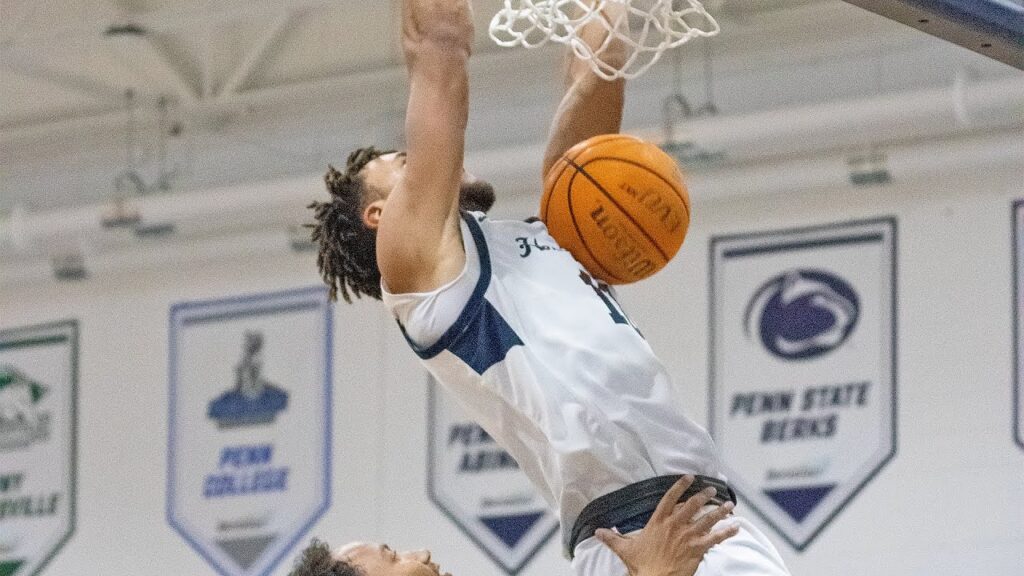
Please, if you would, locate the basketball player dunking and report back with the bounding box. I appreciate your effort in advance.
[303,0,791,574]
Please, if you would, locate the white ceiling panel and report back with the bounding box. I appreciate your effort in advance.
[0,67,109,124]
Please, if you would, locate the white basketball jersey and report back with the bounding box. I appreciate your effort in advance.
[383,212,723,550]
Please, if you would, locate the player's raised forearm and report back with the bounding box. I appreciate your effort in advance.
[542,1,626,177]
[396,0,472,212]
[377,0,473,294]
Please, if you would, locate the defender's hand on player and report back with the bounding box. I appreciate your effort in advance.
[596,475,738,576]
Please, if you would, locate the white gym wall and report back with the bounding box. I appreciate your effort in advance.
[2,1,1022,575]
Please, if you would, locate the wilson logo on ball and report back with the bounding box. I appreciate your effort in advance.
[588,205,656,280]
[616,181,686,234]
[743,270,860,360]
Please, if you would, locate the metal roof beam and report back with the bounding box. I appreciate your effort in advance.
[100,0,198,107]
[103,30,199,107]
[218,11,293,98]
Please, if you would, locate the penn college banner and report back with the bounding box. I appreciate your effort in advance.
[168,288,332,576]
[0,321,77,576]
[427,378,557,574]
[1014,201,1024,451]
[709,219,897,551]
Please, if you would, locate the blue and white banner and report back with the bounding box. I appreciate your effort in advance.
[427,378,557,574]
[0,321,77,576]
[1014,201,1024,451]
[709,219,897,551]
[168,288,332,576]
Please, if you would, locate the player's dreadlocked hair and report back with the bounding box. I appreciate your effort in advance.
[308,146,396,303]
[289,539,364,576]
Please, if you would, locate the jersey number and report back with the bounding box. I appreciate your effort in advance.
[579,270,642,336]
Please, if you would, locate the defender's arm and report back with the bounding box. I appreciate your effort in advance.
[541,2,627,178]
[377,0,473,295]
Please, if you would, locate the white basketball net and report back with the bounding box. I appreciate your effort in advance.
[489,0,720,80]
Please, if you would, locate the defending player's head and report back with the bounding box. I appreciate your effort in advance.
[309,146,496,303]
[289,539,363,576]
[289,538,449,576]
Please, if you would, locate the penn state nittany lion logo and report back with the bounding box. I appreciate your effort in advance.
[744,270,859,360]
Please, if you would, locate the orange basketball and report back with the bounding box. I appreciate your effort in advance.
[541,134,691,285]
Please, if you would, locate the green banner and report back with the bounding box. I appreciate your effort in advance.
[0,321,77,576]
[0,560,24,576]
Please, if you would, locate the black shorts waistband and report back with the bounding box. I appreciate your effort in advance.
[567,474,736,558]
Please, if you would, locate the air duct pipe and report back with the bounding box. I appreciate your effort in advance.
[2,128,1020,287]
[2,77,1022,260]
[651,76,1024,161]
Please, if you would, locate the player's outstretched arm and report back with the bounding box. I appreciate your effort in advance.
[597,476,739,576]
[377,0,474,295]
[541,1,627,178]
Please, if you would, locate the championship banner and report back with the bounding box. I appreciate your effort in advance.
[0,321,77,576]
[1014,200,1024,451]
[168,288,332,576]
[427,378,557,574]
[709,219,897,551]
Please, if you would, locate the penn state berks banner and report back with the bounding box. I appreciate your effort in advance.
[168,288,332,576]
[709,218,897,551]
[427,378,557,574]
[1014,201,1024,451]
[0,321,77,576]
